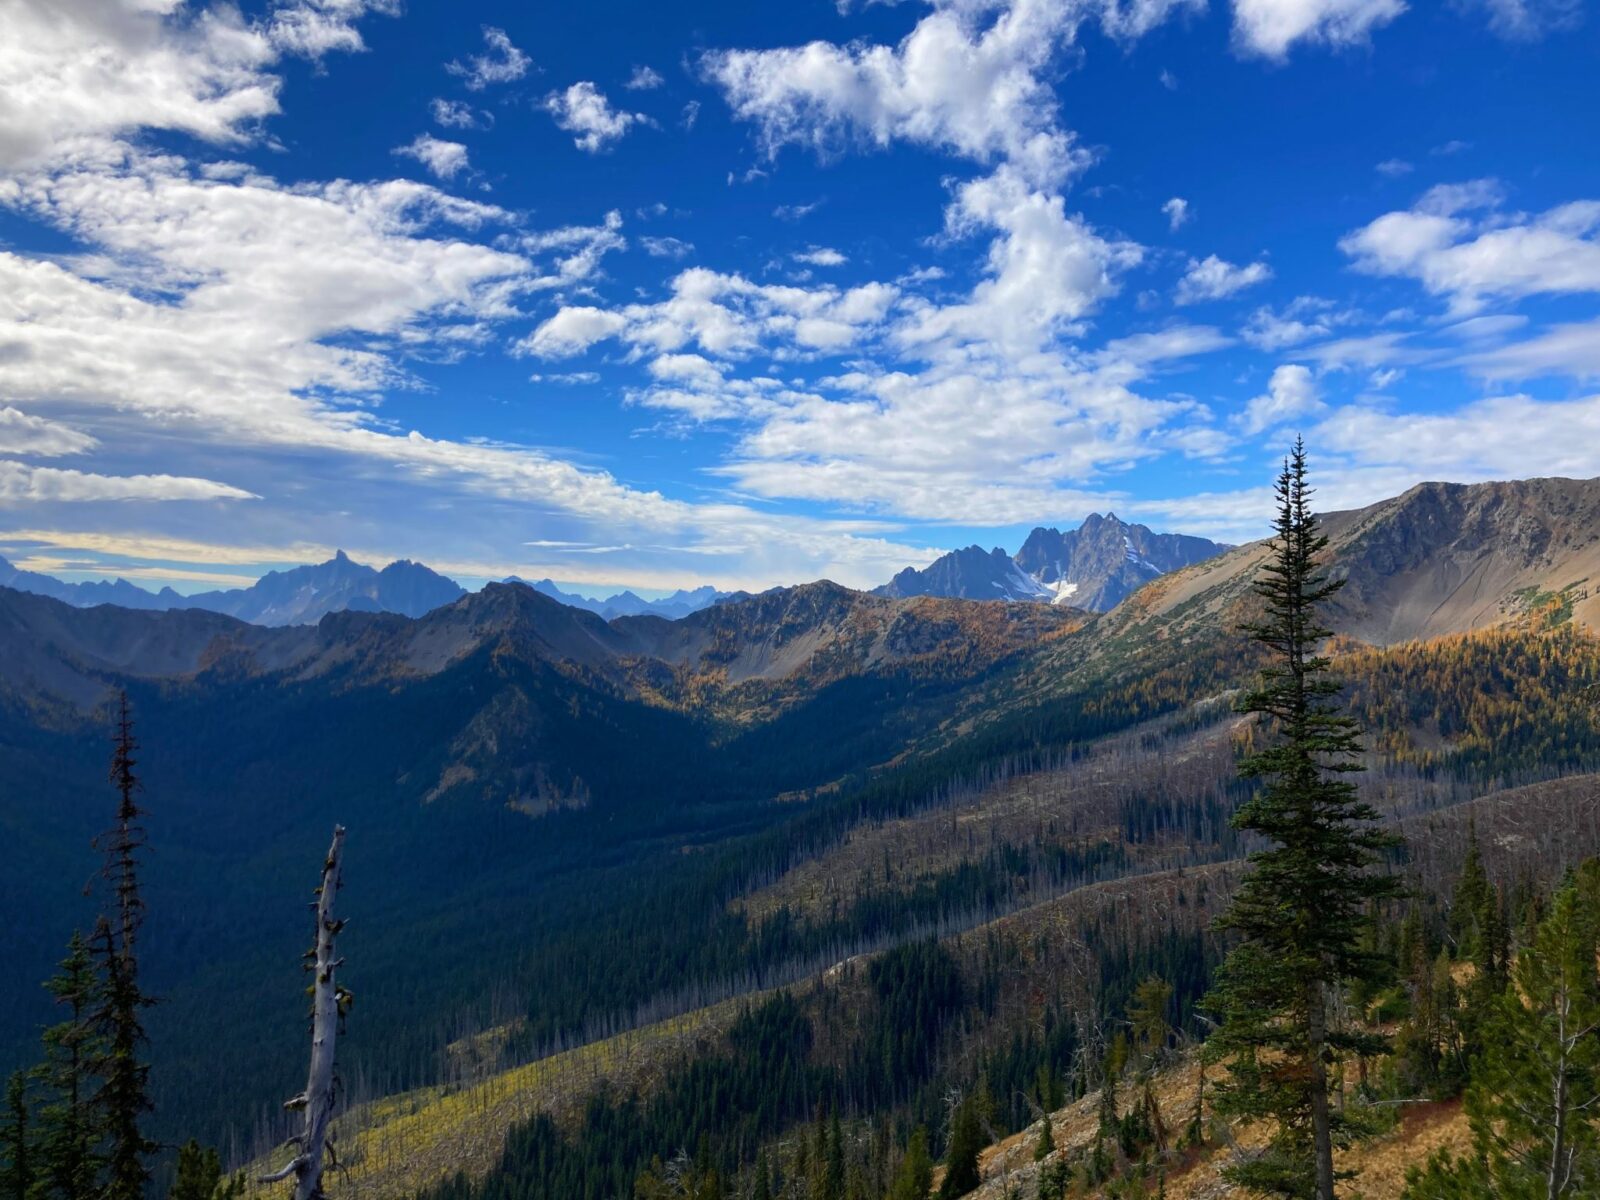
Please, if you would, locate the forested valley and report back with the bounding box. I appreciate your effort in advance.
[3,469,1600,1200]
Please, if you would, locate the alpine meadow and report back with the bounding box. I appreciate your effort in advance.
[2,2,1599,1199]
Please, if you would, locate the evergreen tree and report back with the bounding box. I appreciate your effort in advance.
[30,932,102,1200]
[1448,824,1490,960]
[92,694,157,1200]
[1404,881,1600,1200]
[1127,977,1173,1067]
[887,1130,931,1200]
[751,1149,772,1200]
[823,1111,844,1200]
[1031,1116,1054,1163]
[937,1097,984,1200]
[170,1140,223,1200]
[1034,1158,1069,1200]
[0,1074,32,1200]
[1203,441,1401,1200]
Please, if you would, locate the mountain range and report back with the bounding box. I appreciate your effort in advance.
[4,474,1600,1175]
[873,512,1229,610]
[0,513,1221,629]
[0,550,736,628]
[519,577,734,621]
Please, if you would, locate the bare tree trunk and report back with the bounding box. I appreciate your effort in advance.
[261,826,347,1200]
[1308,978,1335,1200]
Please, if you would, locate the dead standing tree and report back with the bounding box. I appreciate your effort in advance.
[262,826,350,1200]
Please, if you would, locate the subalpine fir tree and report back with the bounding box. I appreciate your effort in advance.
[937,1096,984,1200]
[30,932,103,1200]
[170,1140,224,1200]
[1448,824,1491,960]
[92,694,157,1200]
[1032,1115,1054,1162]
[1203,440,1401,1200]
[1403,880,1600,1199]
[887,1129,931,1200]
[823,1110,844,1200]
[0,1073,32,1200]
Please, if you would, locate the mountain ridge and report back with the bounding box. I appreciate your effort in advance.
[874,512,1230,610]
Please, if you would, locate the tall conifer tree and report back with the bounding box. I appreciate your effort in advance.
[1204,441,1400,1200]
[93,693,156,1200]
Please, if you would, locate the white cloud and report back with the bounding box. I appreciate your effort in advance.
[1241,297,1361,351]
[1097,325,1234,367]
[1463,0,1583,40]
[641,236,695,259]
[518,209,628,288]
[1341,182,1600,312]
[793,246,848,267]
[0,406,98,457]
[702,0,1121,190]
[526,268,900,362]
[267,0,399,59]
[1162,197,1189,231]
[1174,254,1273,304]
[430,98,480,129]
[1456,318,1600,381]
[521,306,631,357]
[625,65,665,90]
[446,26,530,91]
[775,201,822,221]
[897,166,1143,355]
[1231,0,1407,59]
[0,461,256,503]
[542,82,646,153]
[1376,158,1413,177]
[0,0,278,170]
[393,134,470,180]
[1315,392,1600,483]
[1238,363,1324,434]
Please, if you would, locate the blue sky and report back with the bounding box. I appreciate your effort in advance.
[0,0,1596,597]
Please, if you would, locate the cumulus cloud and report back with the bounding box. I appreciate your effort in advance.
[0,0,277,170]
[1341,181,1600,313]
[542,82,647,152]
[1238,364,1324,434]
[267,0,400,58]
[625,65,665,90]
[898,166,1143,356]
[520,306,632,358]
[393,134,470,180]
[524,269,900,361]
[430,98,480,129]
[1231,0,1407,59]
[446,26,530,91]
[702,0,1117,190]
[1162,197,1190,231]
[1175,254,1273,304]
[793,247,848,267]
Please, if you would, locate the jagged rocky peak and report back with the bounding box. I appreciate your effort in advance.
[877,513,1229,611]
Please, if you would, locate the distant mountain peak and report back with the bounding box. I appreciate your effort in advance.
[877,513,1228,611]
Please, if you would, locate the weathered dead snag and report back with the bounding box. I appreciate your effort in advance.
[261,826,350,1200]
